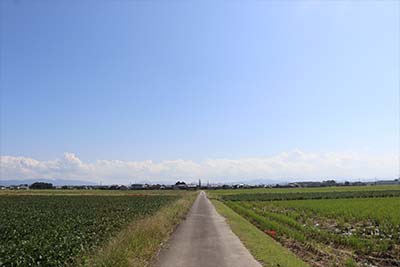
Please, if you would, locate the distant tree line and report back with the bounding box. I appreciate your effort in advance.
[29,182,53,189]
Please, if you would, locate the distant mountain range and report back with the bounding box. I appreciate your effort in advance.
[0,179,97,186]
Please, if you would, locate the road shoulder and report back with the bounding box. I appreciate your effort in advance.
[211,199,310,267]
[84,193,197,267]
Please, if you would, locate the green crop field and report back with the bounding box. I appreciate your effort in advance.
[210,185,400,196]
[0,193,184,267]
[212,186,400,267]
[0,189,186,196]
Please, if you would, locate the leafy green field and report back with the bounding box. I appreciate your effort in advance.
[0,194,178,266]
[0,189,185,196]
[212,186,400,267]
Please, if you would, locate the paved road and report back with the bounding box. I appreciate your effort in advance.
[153,191,261,267]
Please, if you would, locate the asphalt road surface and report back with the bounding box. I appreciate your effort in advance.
[153,191,261,267]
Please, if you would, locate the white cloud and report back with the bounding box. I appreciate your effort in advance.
[0,150,398,184]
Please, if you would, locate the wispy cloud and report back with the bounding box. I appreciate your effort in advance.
[0,150,397,184]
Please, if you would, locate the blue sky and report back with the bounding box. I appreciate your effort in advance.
[0,1,399,183]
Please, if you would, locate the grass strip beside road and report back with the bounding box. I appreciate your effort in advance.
[84,192,197,267]
[211,199,310,267]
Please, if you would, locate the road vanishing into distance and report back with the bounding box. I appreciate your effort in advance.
[154,191,261,267]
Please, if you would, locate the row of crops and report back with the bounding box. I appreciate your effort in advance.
[222,189,400,201]
[220,189,400,267]
[0,195,178,267]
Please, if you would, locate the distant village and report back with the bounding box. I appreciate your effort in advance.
[1,178,399,191]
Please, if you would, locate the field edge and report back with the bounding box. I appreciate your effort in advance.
[83,192,198,267]
[211,198,310,267]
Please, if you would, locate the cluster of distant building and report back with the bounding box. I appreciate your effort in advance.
[269,179,400,188]
[0,181,199,191]
[1,179,399,191]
